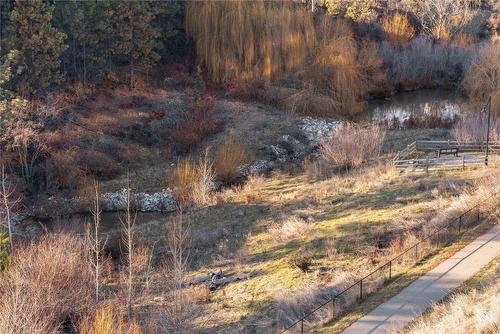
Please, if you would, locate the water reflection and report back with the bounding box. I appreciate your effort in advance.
[365,89,467,127]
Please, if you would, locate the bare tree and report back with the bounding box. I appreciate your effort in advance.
[120,182,136,318]
[85,179,106,302]
[405,0,485,40]
[0,164,20,252]
[160,210,197,334]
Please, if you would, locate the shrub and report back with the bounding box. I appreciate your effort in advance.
[225,78,265,101]
[286,89,338,117]
[269,216,314,242]
[452,113,500,143]
[319,123,385,171]
[382,13,415,45]
[288,250,313,272]
[380,36,475,90]
[0,232,8,271]
[214,134,251,182]
[0,234,94,333]
[80,149,120,179]
[462,42,500,114]
[168,151,215,208]
[170,95,223,153]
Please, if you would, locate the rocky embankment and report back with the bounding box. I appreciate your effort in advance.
[29,117,340,216]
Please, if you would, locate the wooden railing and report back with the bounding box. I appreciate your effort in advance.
[393,140,499,172]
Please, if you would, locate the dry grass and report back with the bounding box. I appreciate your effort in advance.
[0,234,94,333]
[319,123,385,171]
[269,216,314,242]
[214,134,251,182]
[167,152,215,208]
[404,265,500,334]
[78,304,142,334]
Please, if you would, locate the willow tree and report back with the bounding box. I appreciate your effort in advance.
[186,0,315,83]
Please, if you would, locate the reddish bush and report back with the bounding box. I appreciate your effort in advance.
[225,78,265,101]
[45,147,86,190]
[142,110,166,123]
[171,95,224,152]
[79,150,120,179]
[165,61,193,87]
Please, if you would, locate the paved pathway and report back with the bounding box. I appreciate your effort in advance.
[341,225,500,334]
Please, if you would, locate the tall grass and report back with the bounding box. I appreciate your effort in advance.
[168,153,215,208]
[78,304,142,334]
[319,123,385,171]
[405,276,500,334]
[214,134,251,182]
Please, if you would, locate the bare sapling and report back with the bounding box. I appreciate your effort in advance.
[161,211,196,333]
[120,181,136,318]
[0,164,21,253]
[86,179,106,302]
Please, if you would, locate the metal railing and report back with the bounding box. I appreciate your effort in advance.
[280,205,485,333]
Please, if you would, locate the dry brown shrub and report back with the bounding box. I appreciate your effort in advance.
[462,42,500,114]
[80,150,121,179]
[287,89,337,117]
[452,113,500,143]
[258,86,297,109]
[214,134,251,182]
[382,13,415,45]
[185,285,212,304]
[0,234,94,333]
[168,151,215,208]
[269,216,314,242]
[225,77,265,101]
[319,123,385,171]
[78,303,142,334]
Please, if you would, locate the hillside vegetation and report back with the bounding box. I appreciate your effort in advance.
[0,1,499,334]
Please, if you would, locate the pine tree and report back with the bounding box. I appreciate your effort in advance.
[53,0,113,86]
[7,0,67,97]
[112,1,160,90]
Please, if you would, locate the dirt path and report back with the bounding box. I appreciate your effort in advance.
[341,224,500,334]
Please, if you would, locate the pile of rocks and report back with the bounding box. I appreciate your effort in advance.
[101,188,176,212]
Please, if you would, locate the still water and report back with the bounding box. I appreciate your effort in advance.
[364,89,469,126]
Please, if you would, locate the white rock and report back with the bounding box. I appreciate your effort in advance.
[300,117,341,145]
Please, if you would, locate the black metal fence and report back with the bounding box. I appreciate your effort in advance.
[280,205,484,333]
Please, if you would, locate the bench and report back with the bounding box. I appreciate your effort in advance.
[437,147,459,157]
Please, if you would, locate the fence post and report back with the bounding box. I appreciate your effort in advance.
[458,215,462,233]
[415,244,418,260]
[360,279,363,300]
[477,208,480,223]
[301,319,304,334]
[389,261,392,281]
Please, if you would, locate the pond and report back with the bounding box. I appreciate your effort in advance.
[364,89,470,128]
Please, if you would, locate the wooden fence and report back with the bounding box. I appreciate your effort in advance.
[393,140,499,172]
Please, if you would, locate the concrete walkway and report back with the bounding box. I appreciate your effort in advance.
[341,224,500,334]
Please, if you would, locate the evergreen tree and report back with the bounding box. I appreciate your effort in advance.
[112,1,161,90]
[53,0,113,86]
[7,0,67,97]
[0,0,15,56]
